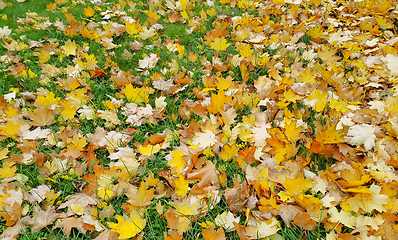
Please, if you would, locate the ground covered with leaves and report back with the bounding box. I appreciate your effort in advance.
[1,0,398,239]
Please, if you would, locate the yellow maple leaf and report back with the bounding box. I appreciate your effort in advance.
[80,28,98,40]
[219,144,239,161]
[307,89,328,112]
[125,21,142,36]
[272,0,285,5]
[61,39,77,56]
[0,148,9,160]
[0,120,20,137]
[67,134,87,151]
[98,189,115,201]
[207,90,232,114]
[283,174,313,196]
[83,6,95,17]
[179,0,189,10]
[300,68,316,84]
[71,203,84,215]
[108,211,146,239]
[237,43,253,58]
[167,150,186,175]
[47,2,57,11]
[38,49,51,64]
[174,175,189,197]
[216,76,232,91]
[210,38,230,51]
[0,161,16,178]
[61,105,78,120]
[174,198,198,216]
[36,92,60,108]
[124,84,153,104]
[188,51,198,62]
[283,89,303,102]
[137,144,161,156]
[284,120,302,143]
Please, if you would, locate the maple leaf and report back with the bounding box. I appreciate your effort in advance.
[53,217,85,237]
[28,107,55,126]
[202,227,226,240]
[166,149,187,175]
[21,206,60,233]
[38,49,51,64]
[137,142,161,157]
[173,197,200,216]
[0,120,20,137]
[27,184,51,203]
[187,160,219,187]
[219,144,239,161]
[93,229,119,240]
[139,26,157,40]
[127,181,155,208]
[174,175,189,197]
[224,179,248,213]
[381,54,398,77]
[215,211,240,232]
[108,211,146,239]
[328,206,356,229]
[345,124,376,150]
[125,21,142,36]
[278,205,303,227]
[207,90,232,114]
[237,43,253,58]
[58,193,98,216]
[0,161,16,178]
[283,174,313,196]
[210,38,230,51]
[245,218,280,239]
[0,26,12,38]
[61,39,77,56]
[46,2,57,11]
[0,220,24,239]
[293,212,317,231]
[124,84,153,104]
[190,130,218,150]
[83,6,95,17]
[138,53,159,69]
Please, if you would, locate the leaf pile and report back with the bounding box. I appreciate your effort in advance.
[1,0,398,239]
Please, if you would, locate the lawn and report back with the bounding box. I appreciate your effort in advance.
[1,0,398,239]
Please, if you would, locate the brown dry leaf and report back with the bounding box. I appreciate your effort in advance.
[28,106,55,126]
[58,193,98,216]
[93,229,120,240]
[53,217,85,237]
[293,212,317,230]
[224,179,248,213]
[130,40,143,50]
[187,160,219,187]
[21,206,60,233]
[0,220,25,239]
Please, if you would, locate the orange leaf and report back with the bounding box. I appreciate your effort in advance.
[293,212,317,231]
[83,6,95,17]
[202,227,226,240]
[47,2,57,11]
